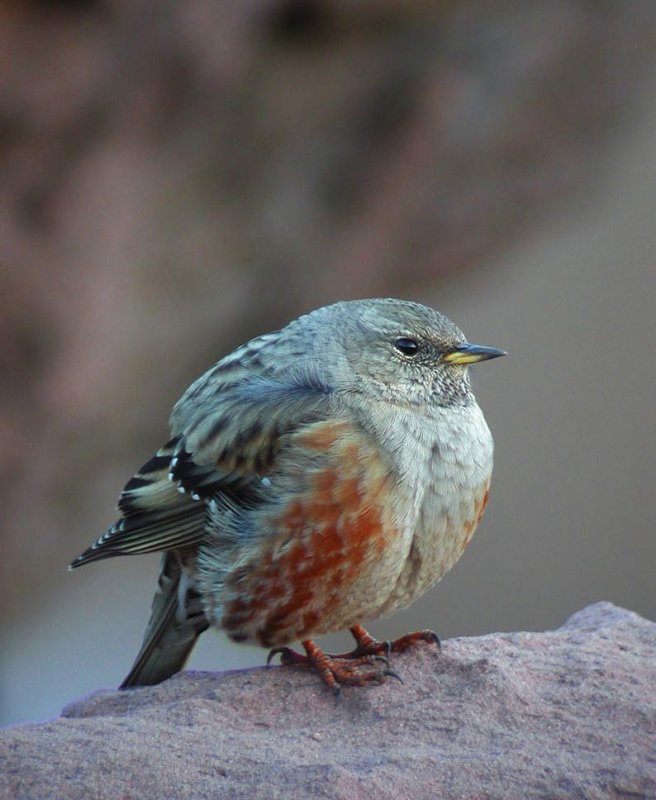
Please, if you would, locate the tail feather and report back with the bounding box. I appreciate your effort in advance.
[120,552,209,688]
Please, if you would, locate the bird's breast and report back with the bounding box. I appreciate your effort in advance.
[378,401,495,614]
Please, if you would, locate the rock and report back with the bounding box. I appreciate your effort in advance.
[1,603,655,799]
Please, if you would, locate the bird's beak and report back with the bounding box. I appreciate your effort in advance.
[443,343,507,365]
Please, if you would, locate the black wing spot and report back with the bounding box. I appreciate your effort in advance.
[206,415,230,442]
[123,476,152,493]
[139,454,172,475]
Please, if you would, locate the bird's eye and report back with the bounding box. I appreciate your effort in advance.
[394,337,420,357]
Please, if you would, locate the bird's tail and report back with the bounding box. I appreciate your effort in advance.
[120,551,209,688]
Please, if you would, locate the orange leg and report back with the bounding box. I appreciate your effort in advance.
[267,623,439,696]
[267,638,400,698]
[318,623,440,661]
[346,623,441,658]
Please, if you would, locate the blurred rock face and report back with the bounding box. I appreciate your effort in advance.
[2,0,656,724]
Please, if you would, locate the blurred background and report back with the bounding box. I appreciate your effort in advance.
[1,0,655,726]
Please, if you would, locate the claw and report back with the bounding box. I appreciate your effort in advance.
[267,646,308,667]
[372,654,390,667]
[383,668,404,684]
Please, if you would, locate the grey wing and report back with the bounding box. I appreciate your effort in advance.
[69,436,207,567]
[69,356,333,569]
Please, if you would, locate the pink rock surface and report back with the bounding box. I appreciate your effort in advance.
[1,603,655,799]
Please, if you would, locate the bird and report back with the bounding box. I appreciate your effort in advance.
[70,298,505,696]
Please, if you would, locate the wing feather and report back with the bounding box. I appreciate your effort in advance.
[70,356,334,569]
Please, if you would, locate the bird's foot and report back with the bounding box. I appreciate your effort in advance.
[326,623,441,661]
[267,639,401,699]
